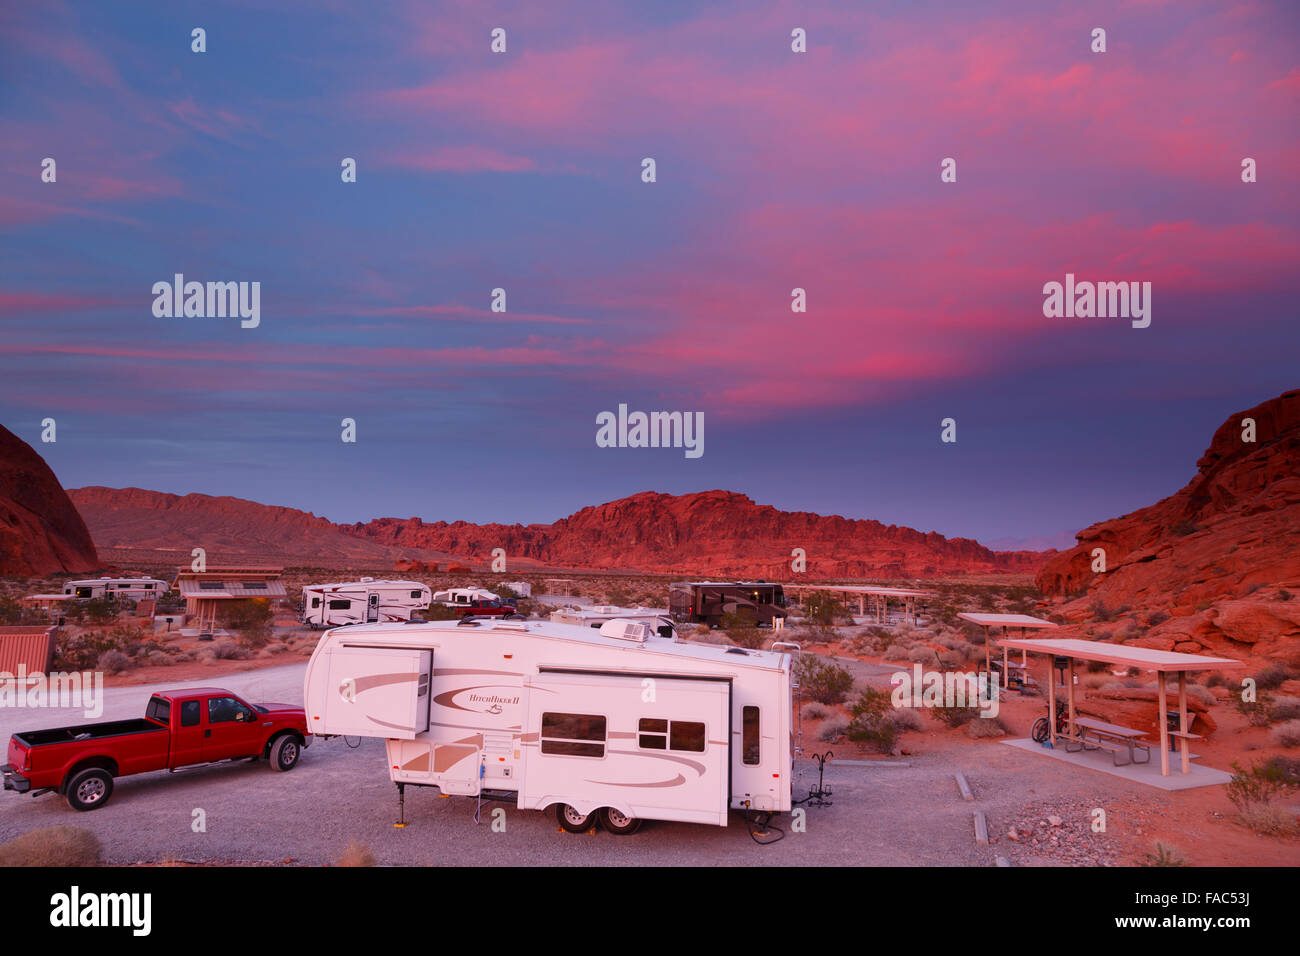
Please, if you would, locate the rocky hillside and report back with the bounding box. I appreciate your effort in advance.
[0,425,99,576]
[345,489,1048,578]
[68,486,442,566]
[1037,389,1300,661]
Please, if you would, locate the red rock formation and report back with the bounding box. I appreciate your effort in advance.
[69,486,441,566]
[0,425,99,576]
[1038,389,1300,660]
[394,558,439,573]
[345,490,1050,578]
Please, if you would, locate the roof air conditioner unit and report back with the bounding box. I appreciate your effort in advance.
[599,620,650,644]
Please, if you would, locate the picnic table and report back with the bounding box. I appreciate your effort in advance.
[1067,716,1151,766]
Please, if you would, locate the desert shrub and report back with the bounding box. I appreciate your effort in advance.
[1169,519,1200,537]
[1205,672,1229,688]
[817,717,848,742]
[1083,675,1110,689]
[1268,696,1300,721]
[966,717,1006,739]
[794,655,854,705]
[803,591,848,626]
[845,687,897,753]
[53,628,140,671]
[1088,600,1116,623]
[211,642,251,661]
[906,646,938,667]
[1146,610,1171,627]
[937,650,963,671]
[0,826,102,866]
[266,643,291,656]
[1237,803,1299,837]
[887,708,924,732]
[420,603,461,621]
[82,598,116,625]
[221,599,274,648]
[801,624,840,646]
[1256,663,1294,691]
[335,840,376,867]
[1235,691,1274,727]
[883,643,914,663]
[930,704,981,728]
[1279,589,1294,601]
[96,649,132,674]
[1225,760,1298,810]
[1270,720,1300,748]
[1140,842,1187,867]
[1085,658,1110,673]
[1183,684,1215,708]
[802,701,830,720]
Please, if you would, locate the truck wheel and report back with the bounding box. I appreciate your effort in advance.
[65,768,114,811]
[269,734,301,771]
[599,807,642,835]
[555,803,595,832]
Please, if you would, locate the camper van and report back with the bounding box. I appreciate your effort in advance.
[303,617,794,834]
[668,582,789,628]
[62,577,169,600]
[550,605,676,639]
[300,579,431,628]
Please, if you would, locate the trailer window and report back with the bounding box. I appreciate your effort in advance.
[180,701,201,727]
[742,706,760,765]
[638,718,705,753]
[311,598,321,609]
[409,590,422,599]
[541,712,606,758]
[328,599,351,610]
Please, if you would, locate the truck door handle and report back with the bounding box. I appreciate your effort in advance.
[204,730,211,738]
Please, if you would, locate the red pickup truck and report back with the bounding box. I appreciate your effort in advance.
[1,687,310,811]
[453,598,519,618]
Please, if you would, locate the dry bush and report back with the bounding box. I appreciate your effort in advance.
[0,826,103,866]
[1237,803,1299,837]
[966,717,1006,739]
[802,702,830,720]
[888,708,924,732]
[335,840,377,867]
[1270,720,1300,748]
[1270,696,1300,721]
[817,717,848,742]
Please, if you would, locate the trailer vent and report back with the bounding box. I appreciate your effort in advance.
[457,617,482,627]
[725,647,749,655]
[599,620,651,644]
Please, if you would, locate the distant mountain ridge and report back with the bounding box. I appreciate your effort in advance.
[0,425,99,575]
[69,485,1050,577]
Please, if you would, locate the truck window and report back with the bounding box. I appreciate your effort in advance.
[742,706,760,765]
[540,712,606,758]
[208,697,253,724]
[180,700,201,727]
[146,697,170,724]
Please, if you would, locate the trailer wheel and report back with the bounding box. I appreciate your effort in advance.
[555,803,595,832]
[268,734,301,771]
[599,807,642,836]
[65,768,114,811]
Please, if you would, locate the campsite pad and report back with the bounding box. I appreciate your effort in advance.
[1000,738,1233,791]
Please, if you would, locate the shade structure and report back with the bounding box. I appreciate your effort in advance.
[995,636,1245,777]
[785,584,929,625]
[957,612,1059,690]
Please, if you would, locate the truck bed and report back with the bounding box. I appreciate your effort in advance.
[14,718,165,748]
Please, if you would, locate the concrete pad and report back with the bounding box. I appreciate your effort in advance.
[1000,737,1233,790]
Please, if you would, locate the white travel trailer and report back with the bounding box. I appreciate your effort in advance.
[300,578,431,628]
[550,605,676,639]
[501,581,532,598]
[303,617,795,834]
[62,577,169,600]
[431,586,500,607]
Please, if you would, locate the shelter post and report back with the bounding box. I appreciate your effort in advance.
[1158,675,1170,776]
[1178,671,1189,775]
[1067,657,1077,737]
[1047,664,1057,747]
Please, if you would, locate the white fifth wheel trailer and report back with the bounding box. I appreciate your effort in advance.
[62,577,169,600]
[303,617,795,834]
[300,578,431,628]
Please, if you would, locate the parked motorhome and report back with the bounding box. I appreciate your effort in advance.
[550,605,676,639]
[668,582,788,628]
[300,578,431,628]
[62,577,169,600]
[303,617,794,833]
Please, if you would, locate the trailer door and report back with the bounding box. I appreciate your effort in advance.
[367,592,380,622]
[519,672,730,826]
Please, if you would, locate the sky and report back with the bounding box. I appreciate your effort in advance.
[1,0,1297,549]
